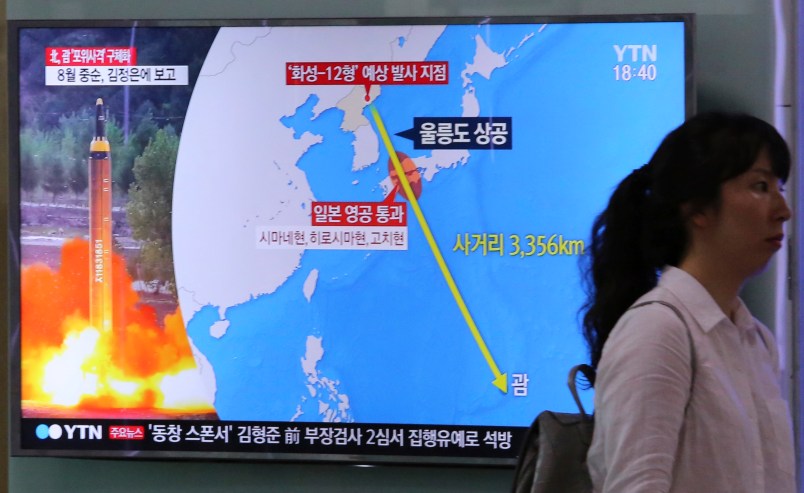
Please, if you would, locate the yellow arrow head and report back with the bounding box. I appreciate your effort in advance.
[492,373,508,394]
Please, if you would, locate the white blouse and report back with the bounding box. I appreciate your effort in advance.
[587,267,796,493]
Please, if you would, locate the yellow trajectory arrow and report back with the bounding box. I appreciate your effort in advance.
[369,104,507,394]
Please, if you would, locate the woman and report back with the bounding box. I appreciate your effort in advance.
[582,113,795,493]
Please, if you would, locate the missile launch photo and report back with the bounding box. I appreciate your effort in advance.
[17,88,216,418]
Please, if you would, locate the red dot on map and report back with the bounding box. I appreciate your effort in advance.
[388,151,422,201]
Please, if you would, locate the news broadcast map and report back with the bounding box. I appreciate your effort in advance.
[173,23,685,427]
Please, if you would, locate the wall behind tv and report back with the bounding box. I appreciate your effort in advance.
[4,0,793,492]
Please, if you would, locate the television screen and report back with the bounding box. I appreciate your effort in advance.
[9,15,692,464]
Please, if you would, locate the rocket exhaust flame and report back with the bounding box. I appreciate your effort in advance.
[22,239,215,417]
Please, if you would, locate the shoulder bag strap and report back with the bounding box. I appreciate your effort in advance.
[569,301,692,420]
[628,299,695,408]
[568,364,595,420]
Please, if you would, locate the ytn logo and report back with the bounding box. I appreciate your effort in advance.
[36,424,103,440]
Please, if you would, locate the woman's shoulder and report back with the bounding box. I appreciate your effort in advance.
[630,287,688,324]
[618,287,689,333]
[601,287,692,363]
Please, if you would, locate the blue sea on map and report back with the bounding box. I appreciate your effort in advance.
[185,22,685,426]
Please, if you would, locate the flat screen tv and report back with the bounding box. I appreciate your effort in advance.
[8,14,693,464]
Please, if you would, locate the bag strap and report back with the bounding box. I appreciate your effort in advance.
[568,364,595,420]
[629,299,686,327]
[569,300,688,420]
[627,298,695,409]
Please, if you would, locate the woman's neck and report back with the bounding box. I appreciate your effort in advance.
[677,256,743,321]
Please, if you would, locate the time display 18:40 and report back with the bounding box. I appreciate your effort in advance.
[613,64,657,81]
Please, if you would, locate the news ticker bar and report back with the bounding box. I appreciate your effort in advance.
[20,419,524,459]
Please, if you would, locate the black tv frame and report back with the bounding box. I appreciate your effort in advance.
[7,13,694,465]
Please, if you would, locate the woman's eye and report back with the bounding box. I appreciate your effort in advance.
[753,181,769,192]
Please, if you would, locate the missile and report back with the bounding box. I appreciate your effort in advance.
[89,98,113,332]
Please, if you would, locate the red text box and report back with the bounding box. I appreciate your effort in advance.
[108,425,145,440]
[46,47,137,66]
[286,62,449,85]
[311,202,407,227]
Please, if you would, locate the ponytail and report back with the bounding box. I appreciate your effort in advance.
[581,165,665,369]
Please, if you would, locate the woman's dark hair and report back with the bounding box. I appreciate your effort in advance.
[581,112,790,370]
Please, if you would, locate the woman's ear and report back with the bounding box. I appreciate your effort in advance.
[681,202,713,230]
